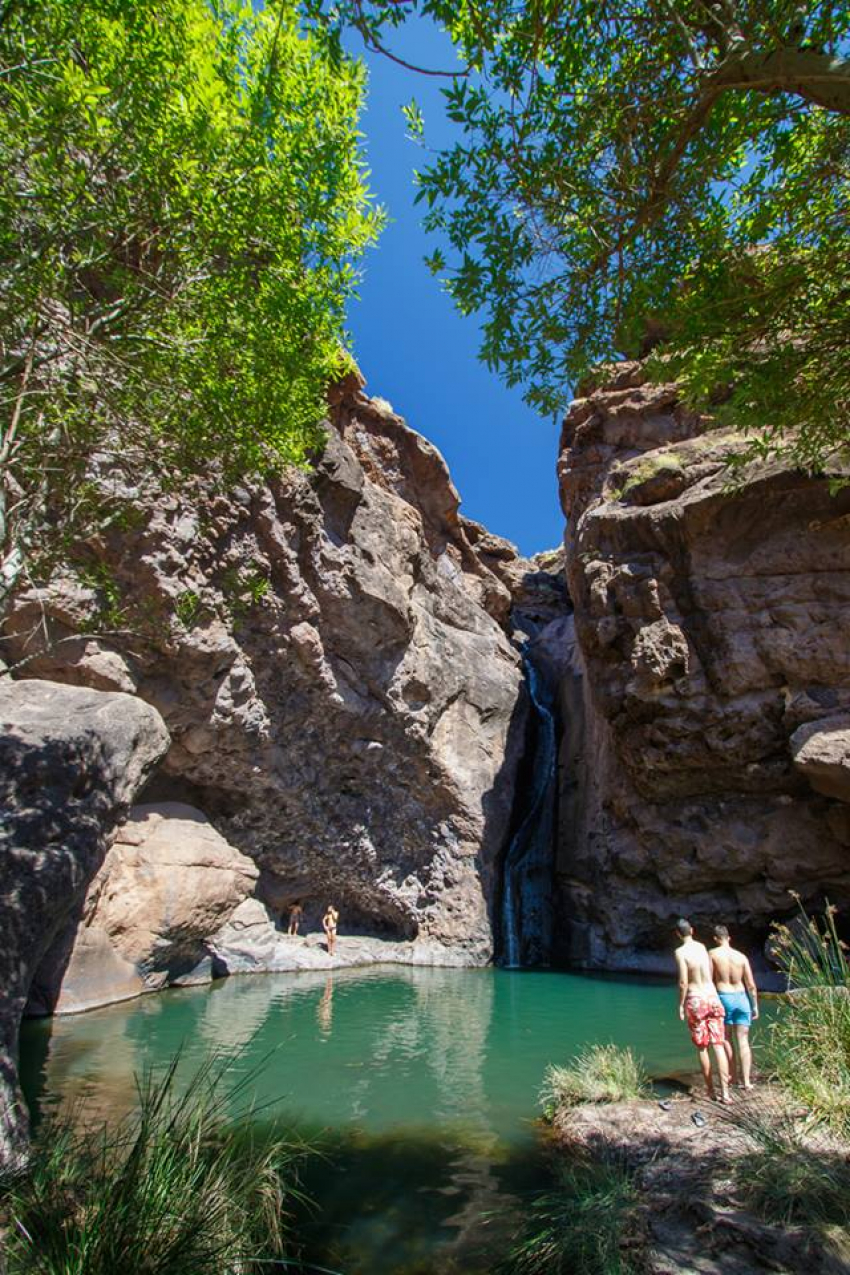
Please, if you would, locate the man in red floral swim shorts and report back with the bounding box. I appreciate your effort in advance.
[674,918,731,1103]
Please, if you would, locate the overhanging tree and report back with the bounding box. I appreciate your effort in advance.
[0,0,381,610]
[312,0,850,469]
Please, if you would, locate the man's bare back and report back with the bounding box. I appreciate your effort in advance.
[710,927,759,1089]
[675,937,714,994]
[709,944,753,994]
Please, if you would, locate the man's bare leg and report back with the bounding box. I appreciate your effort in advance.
[735,1025,754,1088]
[697,1046,714,1098]
[724,1031,737,1086]
[711,1042,732,1101]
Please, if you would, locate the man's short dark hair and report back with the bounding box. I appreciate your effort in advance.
[675,918,693,938]
[713,924,730,941]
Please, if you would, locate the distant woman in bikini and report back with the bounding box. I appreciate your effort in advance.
[323,904,339,956]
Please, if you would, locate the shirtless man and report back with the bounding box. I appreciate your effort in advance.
[675,918,731,1103]
[710,925,759,1090]
[287,901,304,937]
[323,904,339,956]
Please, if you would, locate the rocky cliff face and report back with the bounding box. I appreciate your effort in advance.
[4,377,531,980]
[32,802,261,1014]
[0,680,167,1162]
[556,362,850,969]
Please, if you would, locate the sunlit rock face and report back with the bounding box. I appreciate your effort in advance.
[4,377,527,965]
[0,680,168,1162]
[30,803,260,1015]
[557,361,850,970]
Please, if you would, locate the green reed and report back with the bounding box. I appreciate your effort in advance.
[0,1053,312,1275]
[540,1045,649,1118]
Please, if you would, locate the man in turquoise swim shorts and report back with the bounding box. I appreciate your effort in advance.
[709,925,759,1090]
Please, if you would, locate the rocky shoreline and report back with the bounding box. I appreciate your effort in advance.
[553,1088,850,1274]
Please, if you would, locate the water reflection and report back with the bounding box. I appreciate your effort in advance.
[20,968,711,1274]
[317,976,334,1035]
[30,968,502,1133]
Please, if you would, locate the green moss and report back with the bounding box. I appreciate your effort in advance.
[607,450,685,502]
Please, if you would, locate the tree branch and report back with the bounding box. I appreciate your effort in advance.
[351,0,467,77]
[715,44,850,116]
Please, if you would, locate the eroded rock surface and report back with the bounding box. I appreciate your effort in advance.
[791,715,850,804]
[557,362,850,968]
[31,803,260,1014]
[0,679,168,1162]
[4,378,528,969]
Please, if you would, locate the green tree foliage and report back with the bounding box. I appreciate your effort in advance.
[0,0,381,606]
[311,0,850,469]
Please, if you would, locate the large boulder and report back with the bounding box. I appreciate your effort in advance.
[30,803,260,1014]
[3,379,528,965]
[0,679,168,1163]
[556,362,850,969]
[791,715,850,803]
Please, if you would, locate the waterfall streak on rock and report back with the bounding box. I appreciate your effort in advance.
[500,658,557,968]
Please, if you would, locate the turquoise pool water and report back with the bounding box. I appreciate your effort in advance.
[19,966,747,1273]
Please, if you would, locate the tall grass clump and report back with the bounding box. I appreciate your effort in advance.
[541,1045,649,1117]
[0,1055,310,1275]
[501,1157,643,1275]
[730,1096,850,1231]
[768,902,850,1136]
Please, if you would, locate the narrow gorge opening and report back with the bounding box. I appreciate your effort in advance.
[497,654,558,968]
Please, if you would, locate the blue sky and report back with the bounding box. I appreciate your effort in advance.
[342,21,565,557]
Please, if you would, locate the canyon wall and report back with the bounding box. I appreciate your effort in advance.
[4,376,544,1006]
[11,354,841,995]
[556,362,850,969]
[0,680,167,1160]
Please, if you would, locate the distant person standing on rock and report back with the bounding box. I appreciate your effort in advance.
[323,904,339,956]
[675,918,732,1103]
[710,925,759,1090]
[287,901,304,936]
